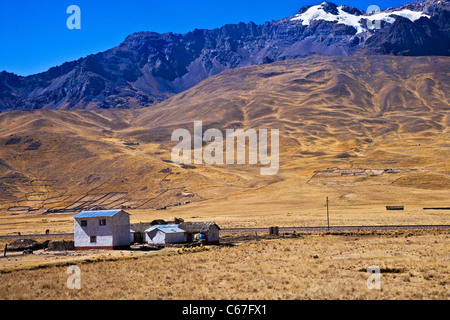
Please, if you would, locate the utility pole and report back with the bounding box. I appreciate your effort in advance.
[326,197,330,232]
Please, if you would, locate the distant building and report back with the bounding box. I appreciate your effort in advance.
[386,206,404,210]
[150,219,166,226]
[178,222,220,244]
[73,210,130,250]
[145,224,185,245]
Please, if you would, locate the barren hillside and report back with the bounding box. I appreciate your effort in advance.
[0,55,448,223]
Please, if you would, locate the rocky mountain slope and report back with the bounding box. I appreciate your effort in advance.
[0,0,448,112]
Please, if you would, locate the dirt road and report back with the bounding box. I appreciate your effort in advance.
[0,224,448,240]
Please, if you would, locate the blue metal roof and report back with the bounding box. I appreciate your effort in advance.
[73,210,124,218]
[145,224,185,234]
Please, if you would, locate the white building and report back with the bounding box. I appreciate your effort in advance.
[73,210,130,250]
[145,225,185,245]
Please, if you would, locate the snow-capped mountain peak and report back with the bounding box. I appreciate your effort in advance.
[291,1,430,34]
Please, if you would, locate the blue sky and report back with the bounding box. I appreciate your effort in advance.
[0,0,414,76]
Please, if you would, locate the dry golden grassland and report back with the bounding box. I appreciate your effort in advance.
[0,230,448,300]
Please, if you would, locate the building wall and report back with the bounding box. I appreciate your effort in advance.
[74,211,130,249]
[206,226,220,242]
[166,232,185,244]
[74,217,113,248]
[146,230,164,244]
[146,230,185,244]
[111,211,131,247]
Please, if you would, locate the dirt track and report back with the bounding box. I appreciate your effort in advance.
[0,224,448,240]
[221,225,450,233]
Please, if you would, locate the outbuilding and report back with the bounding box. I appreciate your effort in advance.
[73,210,130,250]
[145,224,185,245]
[178,222,220,244]
[130,222,154,244]
[386,206,405,210]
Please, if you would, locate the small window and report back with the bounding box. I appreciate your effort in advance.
[90,236,97,243]
[81,220,87,227]
[99,219,106,226]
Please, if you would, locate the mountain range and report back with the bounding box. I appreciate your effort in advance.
[0,0,449,215]
[0,0,449,112]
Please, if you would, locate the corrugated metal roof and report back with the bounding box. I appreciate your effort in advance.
[178,222,220,233]
[130,222,154,232]
[73,210,124,218]
[145,224,185,234]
